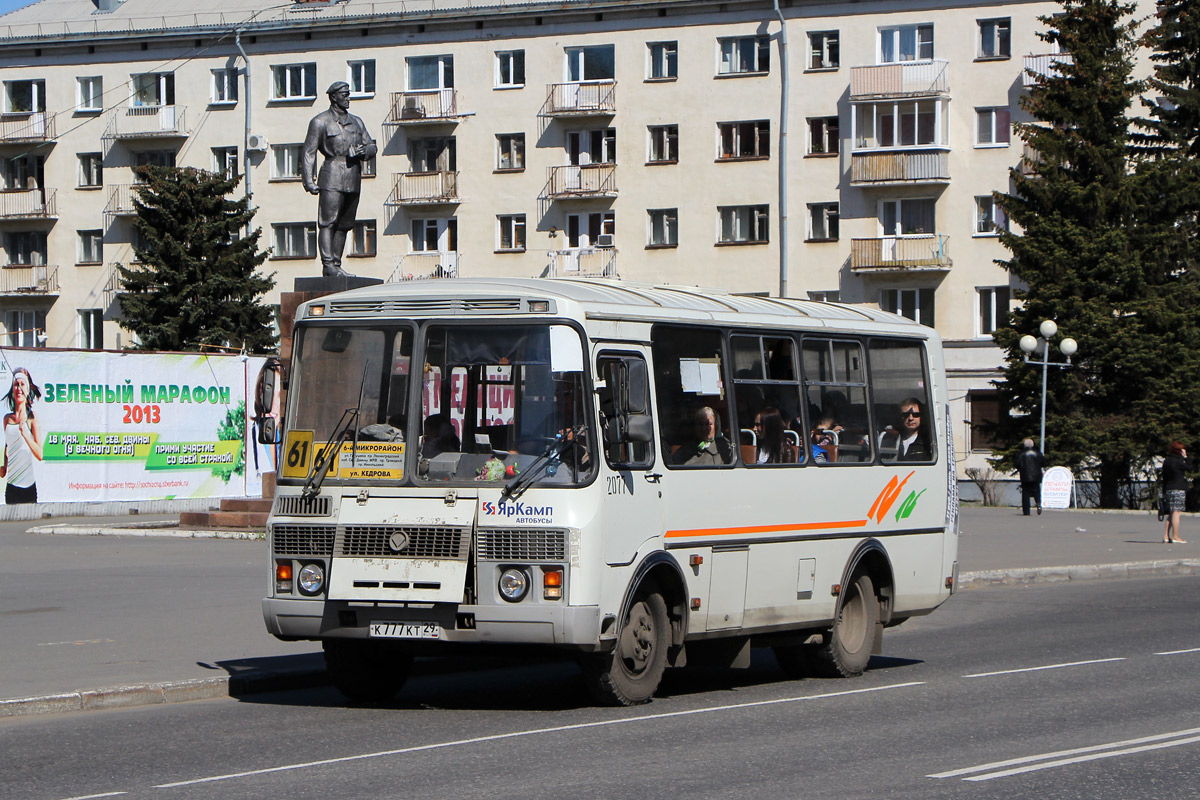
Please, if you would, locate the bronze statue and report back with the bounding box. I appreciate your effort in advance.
[302,81,378,278]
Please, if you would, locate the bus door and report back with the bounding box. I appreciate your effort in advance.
[595,349,662,565]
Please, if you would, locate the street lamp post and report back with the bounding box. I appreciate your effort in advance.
[1019,319,1078,456]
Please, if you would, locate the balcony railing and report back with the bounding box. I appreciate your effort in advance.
[851,235,951,272]
[386,90,460,125]
[850,60,949,99]
[0,112,55,143]
[540,81,617,117]
[0,264,58,295]
[386,171,460,206]
[103,105,189,139]
[389,252,460,282]
[1023,53,1073,87]
[104,184,139,218]
[542,164,618,200]
[545,247,618,278]
[850,151,949,185]
[0,189,56,219]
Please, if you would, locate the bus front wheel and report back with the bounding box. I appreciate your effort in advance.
[805,573,879,678]
[323,639,413,703]
[580,589,669,706]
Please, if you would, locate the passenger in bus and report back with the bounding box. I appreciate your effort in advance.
[420,413,460,458]
[674,406,733,466]
[754,407,794,464]
[811,415,842,463]
[893,397,931,461]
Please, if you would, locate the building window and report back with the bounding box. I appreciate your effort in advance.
[132,72,174,107]
[978,18,1011,59]
[718,205,769,244]
[347,60,375,96]
[77,153,103,188]
[807,203,839,241]
[361,155,376,178]
[977,286,1010,337]
[648,41,678,80]
[5,309,46,347]
[880,288,934,327]
[565,46,615,82]
[879,198,936,236]
[495,50,525,88]
[807,116,839,155]
[211,68,238,104]
[975,195,1007,235]
[968,390,1005,451]
[648,125,679,163]
[408,55,454,90]
[76,76,102,113]
[648,208,678,247]
[879,24,934,63]
[4,79,46,113]
[718,35,770,75]
[854,100,942,148]
[2,154,42,190]
[212,146,238,178]
[4,231,47,265]
[808,290,840,302]
[496,133,525,171]
[131,150,175,181]
[272,223,317,258]
[271,63,317,100]
[271,144,302,180]
[497,214,526,251]
[976,107,1011,146]
[350,220,376,257]
[718,120,770,160]
[78,229,103,264]
[809,31,840,69]
[78,309,103,350]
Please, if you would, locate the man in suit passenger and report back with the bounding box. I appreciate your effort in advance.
[302,82,378,277]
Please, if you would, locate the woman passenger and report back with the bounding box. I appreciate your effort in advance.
[754,407,794,464]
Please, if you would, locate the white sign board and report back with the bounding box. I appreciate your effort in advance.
[1041,465,1074,509]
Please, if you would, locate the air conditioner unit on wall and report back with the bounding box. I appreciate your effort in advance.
[595,234,615,248]
[246,133,269,152]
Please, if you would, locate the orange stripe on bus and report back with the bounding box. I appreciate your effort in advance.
[664,519,870,539]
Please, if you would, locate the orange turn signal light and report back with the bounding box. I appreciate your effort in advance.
[542,567,563,600]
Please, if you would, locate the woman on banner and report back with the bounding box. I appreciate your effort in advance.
[1,367,44,504]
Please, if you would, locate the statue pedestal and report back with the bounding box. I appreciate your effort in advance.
[292,275,383,293]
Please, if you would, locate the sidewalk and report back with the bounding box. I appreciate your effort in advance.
[2,505,1197,718]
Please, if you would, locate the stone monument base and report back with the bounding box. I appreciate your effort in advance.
[293,275,384,293]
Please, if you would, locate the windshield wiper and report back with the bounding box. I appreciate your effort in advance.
[303,405,360,499]
[501,425,585,502]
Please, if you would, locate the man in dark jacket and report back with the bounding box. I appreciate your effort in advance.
[1015,438,1046,515]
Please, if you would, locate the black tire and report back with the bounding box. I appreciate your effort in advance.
[323,639,413,703]
[580,590,670,706]
[804,573,879,678]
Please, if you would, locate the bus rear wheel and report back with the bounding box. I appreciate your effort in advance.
[580,589,669,706]
[323,639,413,703]
[804,573,879,679]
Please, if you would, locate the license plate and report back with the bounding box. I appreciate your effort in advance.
[368,621,441,640]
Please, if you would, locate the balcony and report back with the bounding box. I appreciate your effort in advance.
[0,264,58,295]
[104,184,139,218]
[389,252,460,281]
[1023,53,1073,87]
[0,112,55,144]
[545,247,618,278]
[542,164,617,200]
[850,151,949,186]
[851,235,951,273]
[850,60,949,99]
[386,171,460,207]
[540,81,617,117]
[386,91,461,126]
[103,105,189,140]
[0,189,56,220]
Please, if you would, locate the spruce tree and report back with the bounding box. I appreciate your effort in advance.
[992,0,1146,507]
[117,166,276,354]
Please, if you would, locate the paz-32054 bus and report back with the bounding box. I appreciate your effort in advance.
[259,278,957,705]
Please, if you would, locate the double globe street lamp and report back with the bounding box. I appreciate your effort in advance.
[1019,319,1079,456]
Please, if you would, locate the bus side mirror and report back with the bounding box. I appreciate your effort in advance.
[624,360,649,415]
[258,417,277,445]
[625,413,654,443]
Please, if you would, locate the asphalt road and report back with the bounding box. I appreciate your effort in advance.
[3,576,1198,800]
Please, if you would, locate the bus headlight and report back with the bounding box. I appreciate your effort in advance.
[498,568,530,602]
[297,562,325,596]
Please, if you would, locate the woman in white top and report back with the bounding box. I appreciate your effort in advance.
[2,367,44,504]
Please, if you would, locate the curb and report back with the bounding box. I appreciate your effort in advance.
[958,558,1200,589]
[27,522,263,540]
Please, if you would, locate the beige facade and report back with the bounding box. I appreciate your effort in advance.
[0,0,1155,474]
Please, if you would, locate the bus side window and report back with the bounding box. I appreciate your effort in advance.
[597,353,655,469]
[651,325,734,468]
[732,333,804,466]
[801,338,874,464]
[869,338,936,464]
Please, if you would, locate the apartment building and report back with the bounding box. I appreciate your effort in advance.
[0,0,1155,474]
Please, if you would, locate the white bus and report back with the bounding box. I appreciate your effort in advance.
[259,278,958,706]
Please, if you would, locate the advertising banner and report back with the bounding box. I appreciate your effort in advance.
[0,350,271,505]
[1041,465,1074,510]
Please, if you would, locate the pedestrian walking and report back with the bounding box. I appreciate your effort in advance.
[1015,438,1045,516]
[1161,441,1190,544]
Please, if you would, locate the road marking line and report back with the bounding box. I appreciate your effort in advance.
[1154,647,1200,656]
[962,657,1124,678]
[58,793,128,800]
[156,681,925,789]
[929,726,1200,779]
[964,735,1200,781]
